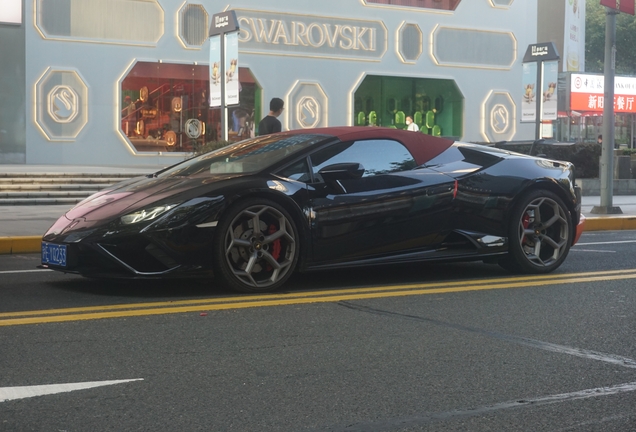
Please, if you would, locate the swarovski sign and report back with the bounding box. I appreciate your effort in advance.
[235,9,387,61]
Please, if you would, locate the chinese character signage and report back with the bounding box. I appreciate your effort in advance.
[570,73,636,112]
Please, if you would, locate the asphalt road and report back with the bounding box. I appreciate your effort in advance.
[1,231,635,431]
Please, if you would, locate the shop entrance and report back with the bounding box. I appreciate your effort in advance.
[353,75,463,139]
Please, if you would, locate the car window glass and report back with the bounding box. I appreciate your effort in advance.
[310,139,416,179]
[426,143,501,171]
[157,134,328,178]
[276,159,311,182]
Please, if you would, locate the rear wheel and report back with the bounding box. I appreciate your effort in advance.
[499,190,571,274]
[213,198,299,293]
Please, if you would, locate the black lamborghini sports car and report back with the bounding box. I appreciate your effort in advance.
[41,127,585,293]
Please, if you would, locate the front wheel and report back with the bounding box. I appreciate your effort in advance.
[213,198,299,293]
[499,190,571,274]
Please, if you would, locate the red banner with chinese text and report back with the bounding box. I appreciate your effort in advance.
[570,73,636,112]
[571,92,636,113]
[600,0,635,15]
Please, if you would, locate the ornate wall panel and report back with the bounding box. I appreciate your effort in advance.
[397,23,422,64]
[36,0,163,45]
[431,26,516,69]
[35,69,88,141]
[179,3,208,48]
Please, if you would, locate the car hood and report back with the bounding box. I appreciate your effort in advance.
[65,174,240,222]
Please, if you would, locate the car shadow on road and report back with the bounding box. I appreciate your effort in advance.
[43,261,511,302]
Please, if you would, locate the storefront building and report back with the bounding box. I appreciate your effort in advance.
[2,0,541,168]
[555,72,636,148]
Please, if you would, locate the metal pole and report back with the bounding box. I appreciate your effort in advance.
[220,33,228,141]
[629,114,635,149]
[592,8,622,214]
[535,62,542,140]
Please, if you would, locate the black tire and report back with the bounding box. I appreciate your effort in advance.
[212,198,299,293]
[499,189,571,274]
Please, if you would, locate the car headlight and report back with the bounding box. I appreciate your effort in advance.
[120,204,179,225]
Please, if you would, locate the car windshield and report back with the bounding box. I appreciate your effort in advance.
[157,134,330,177]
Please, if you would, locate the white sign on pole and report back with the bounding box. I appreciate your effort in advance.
[563,0,585,72]
[225,32,240,106]
[542,60,559,120]
[209,35,222,108]
[521,62,537,122]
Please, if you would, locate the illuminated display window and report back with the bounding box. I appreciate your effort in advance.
[120,62,261,153]
[365,0,461,11]
[354,75,463,138]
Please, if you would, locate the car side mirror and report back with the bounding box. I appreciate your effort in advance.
[318,163,365,182]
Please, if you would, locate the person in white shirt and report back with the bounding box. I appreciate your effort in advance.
[405,116,419,132]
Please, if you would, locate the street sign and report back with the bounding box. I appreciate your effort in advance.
[522,43,560,138]
[600,0,635,15]
[208,11,239,36]
[208,10,240,141]
[522,42,560,63]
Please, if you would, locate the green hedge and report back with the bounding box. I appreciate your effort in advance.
[493,141,602,179]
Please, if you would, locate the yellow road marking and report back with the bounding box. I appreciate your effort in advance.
[2,269,636,326]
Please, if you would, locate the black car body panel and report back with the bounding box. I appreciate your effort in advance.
[41,127,583,290]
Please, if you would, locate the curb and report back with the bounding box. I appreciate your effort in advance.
[1,216,635,255]
[0,236,43,254]
[583,215,636,231]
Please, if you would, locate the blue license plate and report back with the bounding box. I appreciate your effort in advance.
[42,242,67,267]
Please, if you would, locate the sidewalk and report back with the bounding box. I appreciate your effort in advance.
[0,164,160,253]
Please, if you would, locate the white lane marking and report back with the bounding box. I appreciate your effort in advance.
[576,240,636,246]
[570,249,616,253]
[333,381,636,430]
[342,303,636,369]
[0,379,143,402]
[0,269,52,274]
[441,381,636,416]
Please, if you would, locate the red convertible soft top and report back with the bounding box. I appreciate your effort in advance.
[281,126,455,166]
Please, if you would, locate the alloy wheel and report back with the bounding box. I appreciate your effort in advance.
[223,204,297,289]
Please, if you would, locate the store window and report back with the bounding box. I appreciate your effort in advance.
[554,114,634,147]
[120,61,261,153]
[354,75,463,139]
[365,0,461,11]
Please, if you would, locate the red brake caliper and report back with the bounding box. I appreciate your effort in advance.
[266,224,281,271]
[521,213,530,245]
